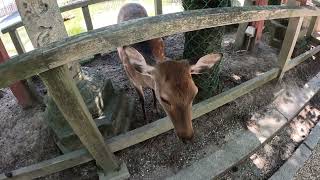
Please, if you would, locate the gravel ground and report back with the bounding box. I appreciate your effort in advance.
[294,142,320,180]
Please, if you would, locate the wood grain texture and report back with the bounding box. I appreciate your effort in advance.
[0,149,91,180]
[1,5,320,89]
[14,0,80,79]
[40,66,119,172]
[277,16,304,80]
[278,0,304,80]
[15,0,119,173]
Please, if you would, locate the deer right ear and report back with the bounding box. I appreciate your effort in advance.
[190,53,223,74]
[123,46,155,76]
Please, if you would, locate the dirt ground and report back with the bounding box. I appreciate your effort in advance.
[1,29,320,180]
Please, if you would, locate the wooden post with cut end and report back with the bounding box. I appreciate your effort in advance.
[15,0,119,173]
[14,0,81,80]
[277,0,304,80]
[82,5,93,31]
[40,66,120,173]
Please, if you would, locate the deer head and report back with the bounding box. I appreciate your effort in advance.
[123,46,222,141]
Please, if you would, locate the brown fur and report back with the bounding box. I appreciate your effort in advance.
[151,61,197,140]
[117,3,222,141]
[155,61,197,104]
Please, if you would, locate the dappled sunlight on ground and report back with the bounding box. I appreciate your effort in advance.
[247,108,286,143]
[248,104,320,175]
[290,105,319,142]
[251,154,267,169]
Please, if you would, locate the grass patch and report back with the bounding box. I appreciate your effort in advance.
[62,8,86,36]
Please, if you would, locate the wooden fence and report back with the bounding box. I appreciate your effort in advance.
[1,1,320,179]
[0,0,164,56]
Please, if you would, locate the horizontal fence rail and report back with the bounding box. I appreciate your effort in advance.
[0,53,312,179]
[285,45,320,71]
[1,39,318,178]
[106,41,320,151]
[0,67,280,180]
[1,5,320,89]
[1,3,320,179]
[1,0,108,34]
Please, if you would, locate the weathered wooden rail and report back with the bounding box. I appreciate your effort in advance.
[1,1,320,180]
[1,6,320,88]
[2,0,107,55]
[1,0,164,56]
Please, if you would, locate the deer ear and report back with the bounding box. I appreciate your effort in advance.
[123,46,154,76]
[190,53,223,74]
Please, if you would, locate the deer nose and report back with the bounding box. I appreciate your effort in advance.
[177,131,194,143]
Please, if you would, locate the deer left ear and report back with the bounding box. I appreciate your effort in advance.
[190,53,223,74]
[123,46,154,76]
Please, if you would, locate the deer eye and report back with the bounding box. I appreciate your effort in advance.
[160,97,171,105]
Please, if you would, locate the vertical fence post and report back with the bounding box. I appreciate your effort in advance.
[82,5,93,31]
[154,0,162,15]
[0,38,35,108]
[306,16,318,37]
[277,0,304,80]
[234,0,253,50]
[15,0,120,174]
[8,29,25,55]
[82,5,101,61]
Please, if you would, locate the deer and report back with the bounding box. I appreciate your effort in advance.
[117,3,223,141]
